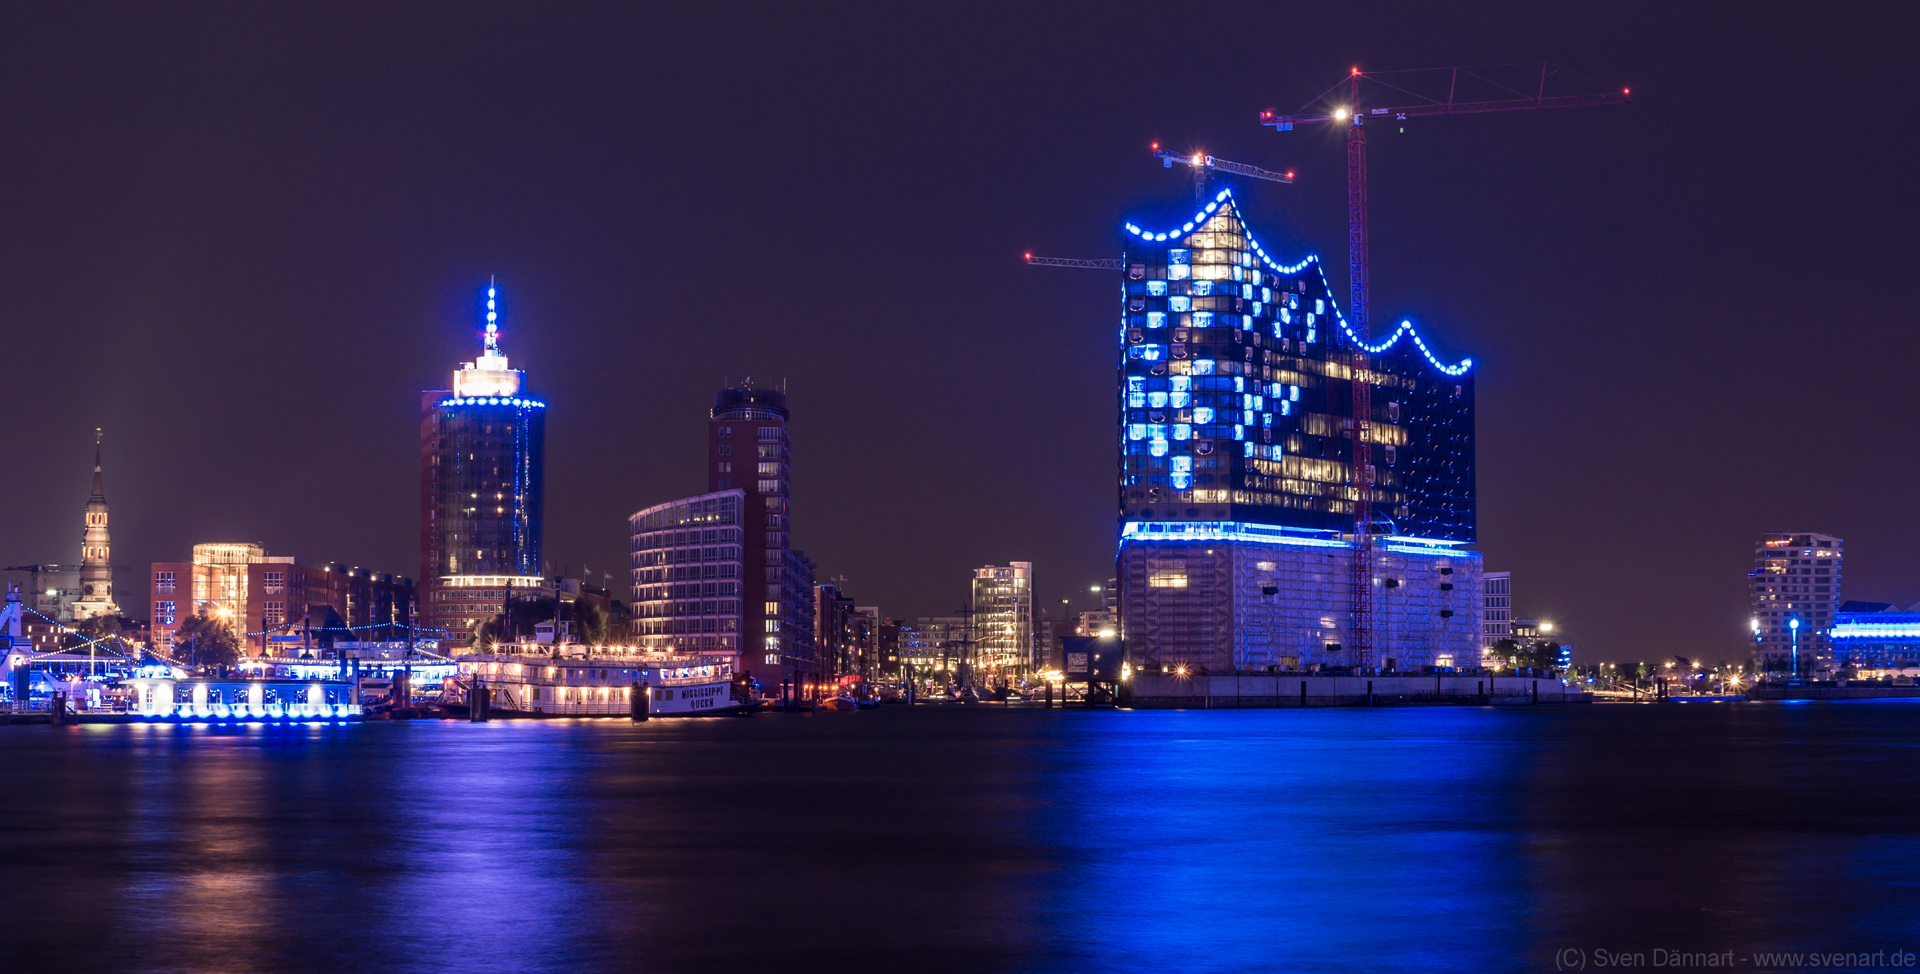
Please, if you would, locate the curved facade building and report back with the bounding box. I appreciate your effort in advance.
[1116,190,1481,673]
[628,385,818,691]
[421,285,548,642]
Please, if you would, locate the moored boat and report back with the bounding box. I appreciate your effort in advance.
[443,644,750,717]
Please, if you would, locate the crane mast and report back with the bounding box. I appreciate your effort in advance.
[1344,70,1375,668]
[1263,62,1629,672]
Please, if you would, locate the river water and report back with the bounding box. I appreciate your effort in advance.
[3,702,1918,973]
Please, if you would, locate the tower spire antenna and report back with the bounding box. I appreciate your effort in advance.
[91,429,104,498]
[484,277,501,353]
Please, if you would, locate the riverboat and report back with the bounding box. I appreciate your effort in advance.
[121,674,364,721]
[442,645,749,717]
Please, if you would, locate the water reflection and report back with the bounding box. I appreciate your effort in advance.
[2,704,1919,972]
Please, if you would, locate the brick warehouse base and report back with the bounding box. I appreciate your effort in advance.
[1125,672,1588,708]
[1118,527,1484,674]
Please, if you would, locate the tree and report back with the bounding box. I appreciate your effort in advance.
[173,613,241,669]
[1489,637,1561,674]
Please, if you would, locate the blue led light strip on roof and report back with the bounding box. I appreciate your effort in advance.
[1830,622,1920,639]
[439,397,547,408]
[1120,520,1348,549]
[1123,188,1473,377]
[1311,263,1473,376]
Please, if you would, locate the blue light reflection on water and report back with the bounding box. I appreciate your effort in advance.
[6,704,1920,973]
[1035,710,1524,973]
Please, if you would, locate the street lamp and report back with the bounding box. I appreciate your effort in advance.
[1789,616,1801,682]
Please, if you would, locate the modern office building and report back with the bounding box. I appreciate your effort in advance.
[150,543,414,655]
[711,386,793,664]
[630,385,817,690]
[1115,189,1481,673]
[971,563,1034,679]
[815,582,856,678]
[1749,532,1843,678]
[420,283,548,644]
[631,489,748,658]
[1829,602,1920,676]
[898,616,966,682]
[71,434,119,621]
[1483,571,1512,651]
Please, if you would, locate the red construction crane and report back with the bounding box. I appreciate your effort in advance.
[1150,143,1294,200]
[1260,62,1629,672]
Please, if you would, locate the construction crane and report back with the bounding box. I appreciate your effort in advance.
[1150,143,1295,200]
[1260,62,1629,672]
[1026,144,1295,269]
[1023,253,1123,270]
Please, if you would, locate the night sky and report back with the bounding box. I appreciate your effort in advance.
[2,2,1914,664]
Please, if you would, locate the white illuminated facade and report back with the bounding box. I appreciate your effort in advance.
[1749,532,1842,679]
[629,490,746,660]
[1483,571,1511,653]
[971,563,1034,677]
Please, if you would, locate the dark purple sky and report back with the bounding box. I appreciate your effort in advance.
[2,2,1914,663]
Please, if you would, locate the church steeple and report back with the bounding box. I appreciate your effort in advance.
[74,428,117,620]
[89,431,104,503]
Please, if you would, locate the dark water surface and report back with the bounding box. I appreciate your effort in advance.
[4,702,1920,973]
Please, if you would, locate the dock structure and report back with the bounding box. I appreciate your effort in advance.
[1124,672,1588,708]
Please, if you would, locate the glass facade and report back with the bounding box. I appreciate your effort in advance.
[1118,191,1474,542]
[434,398,545,579]
[1115,191,1483,673]
[420,284,548,644]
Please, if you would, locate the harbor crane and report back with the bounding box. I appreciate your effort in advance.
[1261,62,1629,671]
[1150,143,1294,200]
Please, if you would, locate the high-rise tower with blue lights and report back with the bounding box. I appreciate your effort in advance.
[421,283,548,643]
[1116,190,1482,673]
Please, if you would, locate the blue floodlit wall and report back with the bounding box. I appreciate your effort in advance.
[434,396,546,579]
[1117,190,1474,541]
[1829,612,1920,672]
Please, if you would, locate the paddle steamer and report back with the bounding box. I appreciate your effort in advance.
[443,643,749,717]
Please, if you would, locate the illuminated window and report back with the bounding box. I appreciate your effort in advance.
[1147,312,1167,328]
[1147,558,1188,588]
[1146,280,1167,296]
